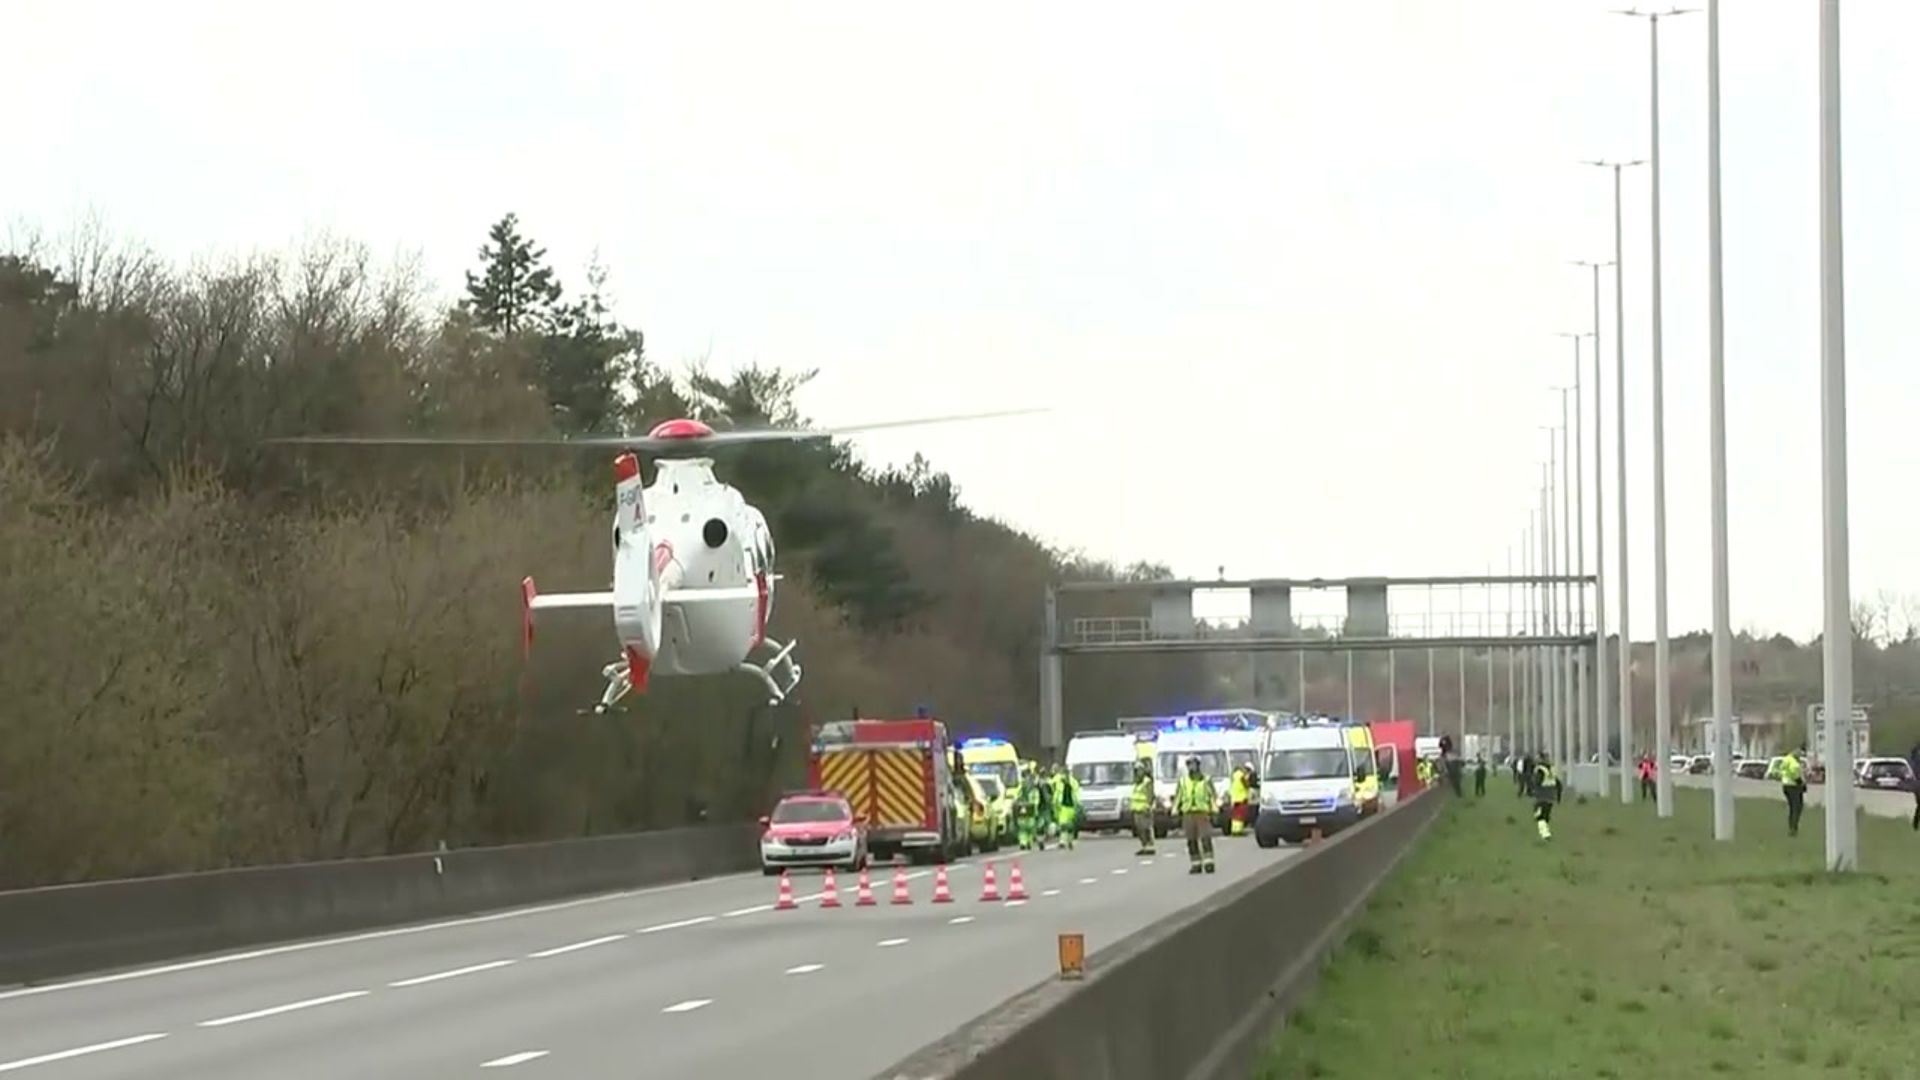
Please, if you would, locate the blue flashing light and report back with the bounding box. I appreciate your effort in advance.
[961,736,1010,750]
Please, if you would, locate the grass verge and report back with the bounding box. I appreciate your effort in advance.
[1256,784,1920,1079]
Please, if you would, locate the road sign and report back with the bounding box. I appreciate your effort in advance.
[1057,933,1085,980]
[1806,704,1871,764]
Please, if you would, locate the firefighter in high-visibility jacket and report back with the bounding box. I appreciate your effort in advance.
[1175,756,1218,874]
[1013,769,1043,850]
[1051,764,1081,850]
[1130,760,1157,856]
[1227,764,1251,836]
[1532,753,1562,840]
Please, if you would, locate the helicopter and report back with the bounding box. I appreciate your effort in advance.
[272,409,1037,711]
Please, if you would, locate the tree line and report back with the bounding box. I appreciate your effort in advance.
[0,217,1231,888]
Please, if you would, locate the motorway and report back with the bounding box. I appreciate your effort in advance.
[0,834,1288,1079]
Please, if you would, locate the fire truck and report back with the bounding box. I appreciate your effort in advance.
[809,714,971,865]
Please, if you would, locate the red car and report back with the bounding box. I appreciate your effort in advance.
[759,790,868,875]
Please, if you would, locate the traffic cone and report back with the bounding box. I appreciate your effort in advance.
[854,868,876,906]
[820,867,842,908]
[979,861,1000,902]
[1005,861,1028,901]
[890,866,913,905]
[774,870,797,911]
[931,865,953,903]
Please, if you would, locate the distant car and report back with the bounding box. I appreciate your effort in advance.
[1670,754,1692,774]
[760,791,867,875]
[1735,759,1771,780]
[1855,758,1914,791]
[1687,755,1713,775]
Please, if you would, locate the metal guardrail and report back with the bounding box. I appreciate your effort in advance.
[1064,613,1596,646]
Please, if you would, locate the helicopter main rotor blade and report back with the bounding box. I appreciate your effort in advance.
[264,407,1047,452]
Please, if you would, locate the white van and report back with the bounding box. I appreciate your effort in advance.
[1154,729,1238,820]
[1255,725,1363,847]
[1065,731,1141,832]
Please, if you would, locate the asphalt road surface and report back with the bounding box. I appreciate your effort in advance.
[0,833,1290,1079]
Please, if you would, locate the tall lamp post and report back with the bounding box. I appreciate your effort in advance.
[1703,0,1735,842]
[1583,157,1645,801]
[1616,6,1695,820]
[1817,0,1856,871]
[1572,260,1614,778]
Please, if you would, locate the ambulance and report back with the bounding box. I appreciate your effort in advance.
[1253,719,1369,847]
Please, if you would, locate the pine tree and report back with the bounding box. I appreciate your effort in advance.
[538,255,645,433]
[463,213,562,336]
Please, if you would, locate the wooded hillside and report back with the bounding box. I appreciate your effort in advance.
[0,220,1232,889]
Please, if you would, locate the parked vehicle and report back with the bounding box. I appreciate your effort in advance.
[760,790,867,874]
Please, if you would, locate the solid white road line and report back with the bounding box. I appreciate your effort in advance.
[784,964,824,975]
[198,990,370,1028]
[638,916,714,934]
[0,1034,168,1074]
[0,872,739,1002]
[722,904,773,918]
[480,1051,550,1068]
[528,934,626,959]
[388,960,514,988]
[661,999,712,1013]
[947,916,974,925]
[877,938,909,948]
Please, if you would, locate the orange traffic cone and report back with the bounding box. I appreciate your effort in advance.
[931,865,953,903]
[890,866,913,905]
[820,867,842,908]
[978,861,1000,902]
[1005,860,1028,901]
[854,868,876,907]
[774,870,797,911]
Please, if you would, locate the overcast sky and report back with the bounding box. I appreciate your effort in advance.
[8,0,1916,642]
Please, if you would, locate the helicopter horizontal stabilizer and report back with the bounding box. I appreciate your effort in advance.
[521,575,615,657]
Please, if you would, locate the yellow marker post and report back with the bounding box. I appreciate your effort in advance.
[1057,933,1085,981]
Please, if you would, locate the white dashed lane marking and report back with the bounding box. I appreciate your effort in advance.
[198,990,369,1028]
[480,1051,550,1068]
[0,1034,168,1074]
[388,960,513,988]
[528,934,625,958]
[947,916,974,925]
[1042,889,1061,897]
[1079,877,1098,885]
[785,964,824,975]
[877,938,910,948]
[1005,899,1028,908]
[1110,868,1128,875]
[662,999,713,1014]
[639,916,714,934]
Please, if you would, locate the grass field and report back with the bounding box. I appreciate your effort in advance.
[1256,783,1920,1079]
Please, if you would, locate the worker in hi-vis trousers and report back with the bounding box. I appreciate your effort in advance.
[1175,756,1218,874]
[1131,759,1157,856]
[1532,753,1562,840]
[1227,764,1250,836]
[1051,764,1080,850]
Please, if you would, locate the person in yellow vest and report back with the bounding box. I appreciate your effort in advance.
[1532,753,1562,840]
[1227,763,1251,837]
[1779,746,1807,837]
[1130,759,1157,856]
[1175,756,1218,874]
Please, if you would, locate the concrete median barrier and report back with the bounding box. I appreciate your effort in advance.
[879,791,1446,1080]
[0,822,758,987]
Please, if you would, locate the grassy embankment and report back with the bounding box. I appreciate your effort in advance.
[1257,783,1920,1079]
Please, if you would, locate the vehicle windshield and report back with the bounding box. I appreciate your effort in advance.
[969,761,1020,789]
[1158,751,1228,781]
[771,799,848,824]
[1228,749,1258,774]
[1864,761,1910,779]
[1072,762,1134,786]
[1263,748,1352,781]
[973,775,1005,801]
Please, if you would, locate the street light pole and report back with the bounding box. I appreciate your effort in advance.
[1540,434,1559,764]
[1705,0,1735,842]
[1818,0,1856,871]
[1617,6,1694,820]
[1584,157,1645,802]
[1573,260,1615,781]
[1557,385,1577,770]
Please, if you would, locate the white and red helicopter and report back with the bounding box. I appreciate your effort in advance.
[274,410,1034,711]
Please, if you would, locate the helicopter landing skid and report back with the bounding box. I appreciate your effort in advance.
[592,659,633,715]
[740,637,802,705]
